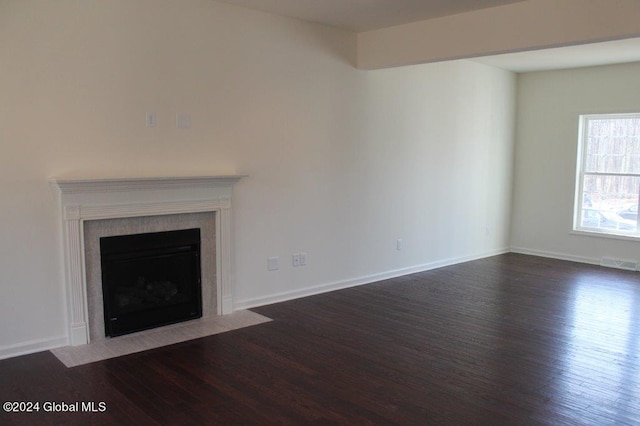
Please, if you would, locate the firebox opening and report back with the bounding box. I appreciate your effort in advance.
[100,228,203,337]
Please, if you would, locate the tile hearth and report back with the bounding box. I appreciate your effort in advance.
[51,310,271,367]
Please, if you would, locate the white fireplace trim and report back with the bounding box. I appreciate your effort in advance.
[50,175,245,346]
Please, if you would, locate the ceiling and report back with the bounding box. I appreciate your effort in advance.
[219,0,640,72]
[219,0,525,32]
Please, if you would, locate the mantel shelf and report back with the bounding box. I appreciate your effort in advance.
[50,175,247,194]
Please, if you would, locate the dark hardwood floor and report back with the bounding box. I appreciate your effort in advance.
[2,253,640,425]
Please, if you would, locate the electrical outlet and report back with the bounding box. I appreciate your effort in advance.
[396,239,403,251]
[267,257,279,271]
[292,254,301,267]
[300,252,307,266]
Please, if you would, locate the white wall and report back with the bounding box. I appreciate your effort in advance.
[0,0,516,358]
[511,62,640,263]
[236,59,517,308]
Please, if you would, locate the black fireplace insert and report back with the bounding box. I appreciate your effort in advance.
[100,228,203,337]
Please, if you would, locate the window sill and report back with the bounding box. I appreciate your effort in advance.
[571,229,640,243]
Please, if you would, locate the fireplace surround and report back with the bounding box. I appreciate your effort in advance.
[51,175,244,346]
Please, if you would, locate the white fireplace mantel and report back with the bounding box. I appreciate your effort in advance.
[50,175,245,346]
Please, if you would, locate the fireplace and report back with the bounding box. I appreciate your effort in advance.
[50,175,245,346]
[100,228,203,337]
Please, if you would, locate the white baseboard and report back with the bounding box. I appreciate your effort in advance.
[509,246,600,266]
[0,335,68,361]
[234,247,510,310]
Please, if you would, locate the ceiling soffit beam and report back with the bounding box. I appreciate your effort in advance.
[357,0,640,70]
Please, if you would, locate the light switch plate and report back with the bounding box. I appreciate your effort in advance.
[176,113,191,129]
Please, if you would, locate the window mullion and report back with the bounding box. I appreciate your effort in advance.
[583,172,640,178]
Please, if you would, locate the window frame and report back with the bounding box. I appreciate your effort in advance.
[573,112,640,238]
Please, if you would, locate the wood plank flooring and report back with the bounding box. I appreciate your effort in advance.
[1,253,640,425]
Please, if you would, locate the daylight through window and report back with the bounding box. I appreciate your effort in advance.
[575,113,640,236]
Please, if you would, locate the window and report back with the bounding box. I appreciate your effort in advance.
[574,113,640,237]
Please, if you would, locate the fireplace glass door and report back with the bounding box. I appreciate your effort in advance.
[100,228,202,337]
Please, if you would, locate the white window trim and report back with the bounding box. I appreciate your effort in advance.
[573,112,640,238]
